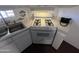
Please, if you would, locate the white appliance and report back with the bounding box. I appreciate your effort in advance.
[31,27,56,44]
[30,18,56,44]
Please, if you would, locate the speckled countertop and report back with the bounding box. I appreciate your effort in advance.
[32,18,71,33]
[52,18,72,34]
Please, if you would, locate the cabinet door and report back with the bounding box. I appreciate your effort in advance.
[13,29,32,52]
[52,30,66,50]
[0,42,19,53]
[0,37,13,48]
[0,37,19,53]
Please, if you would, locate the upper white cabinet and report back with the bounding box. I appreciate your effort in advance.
[12,29,32,52]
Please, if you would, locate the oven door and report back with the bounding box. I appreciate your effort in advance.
[31,30,56,44]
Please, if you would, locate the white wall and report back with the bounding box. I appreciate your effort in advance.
[33,10,54,17]
[58,6,79,49]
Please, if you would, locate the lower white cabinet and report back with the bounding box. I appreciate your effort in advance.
[0,42,19,53]
[0,38,13,48]
[52,30,66,50]
[0,29,32,53]
[0,38,19,53]
[12,29,32,52]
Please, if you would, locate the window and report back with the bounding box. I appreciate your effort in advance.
[6,10,15,17]
[0,11,8,18]
[0,15,2,19]
[0,10,15,18]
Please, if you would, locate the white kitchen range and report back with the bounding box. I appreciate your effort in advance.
[0,5,78,53]
[31,18,56,44]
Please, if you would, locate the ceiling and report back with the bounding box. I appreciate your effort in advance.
[0,5,77,10]
[27,5,77,10]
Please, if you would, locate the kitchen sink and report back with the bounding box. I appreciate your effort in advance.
[0,26,8,37]
[8,22,25,33]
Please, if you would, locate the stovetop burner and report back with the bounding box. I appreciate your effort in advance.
[45,19,54,26]
[33,18,54,27]
[33,19,41,26]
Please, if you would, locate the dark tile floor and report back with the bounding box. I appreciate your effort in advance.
[57,41,79,53]
[22,41,79,53]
